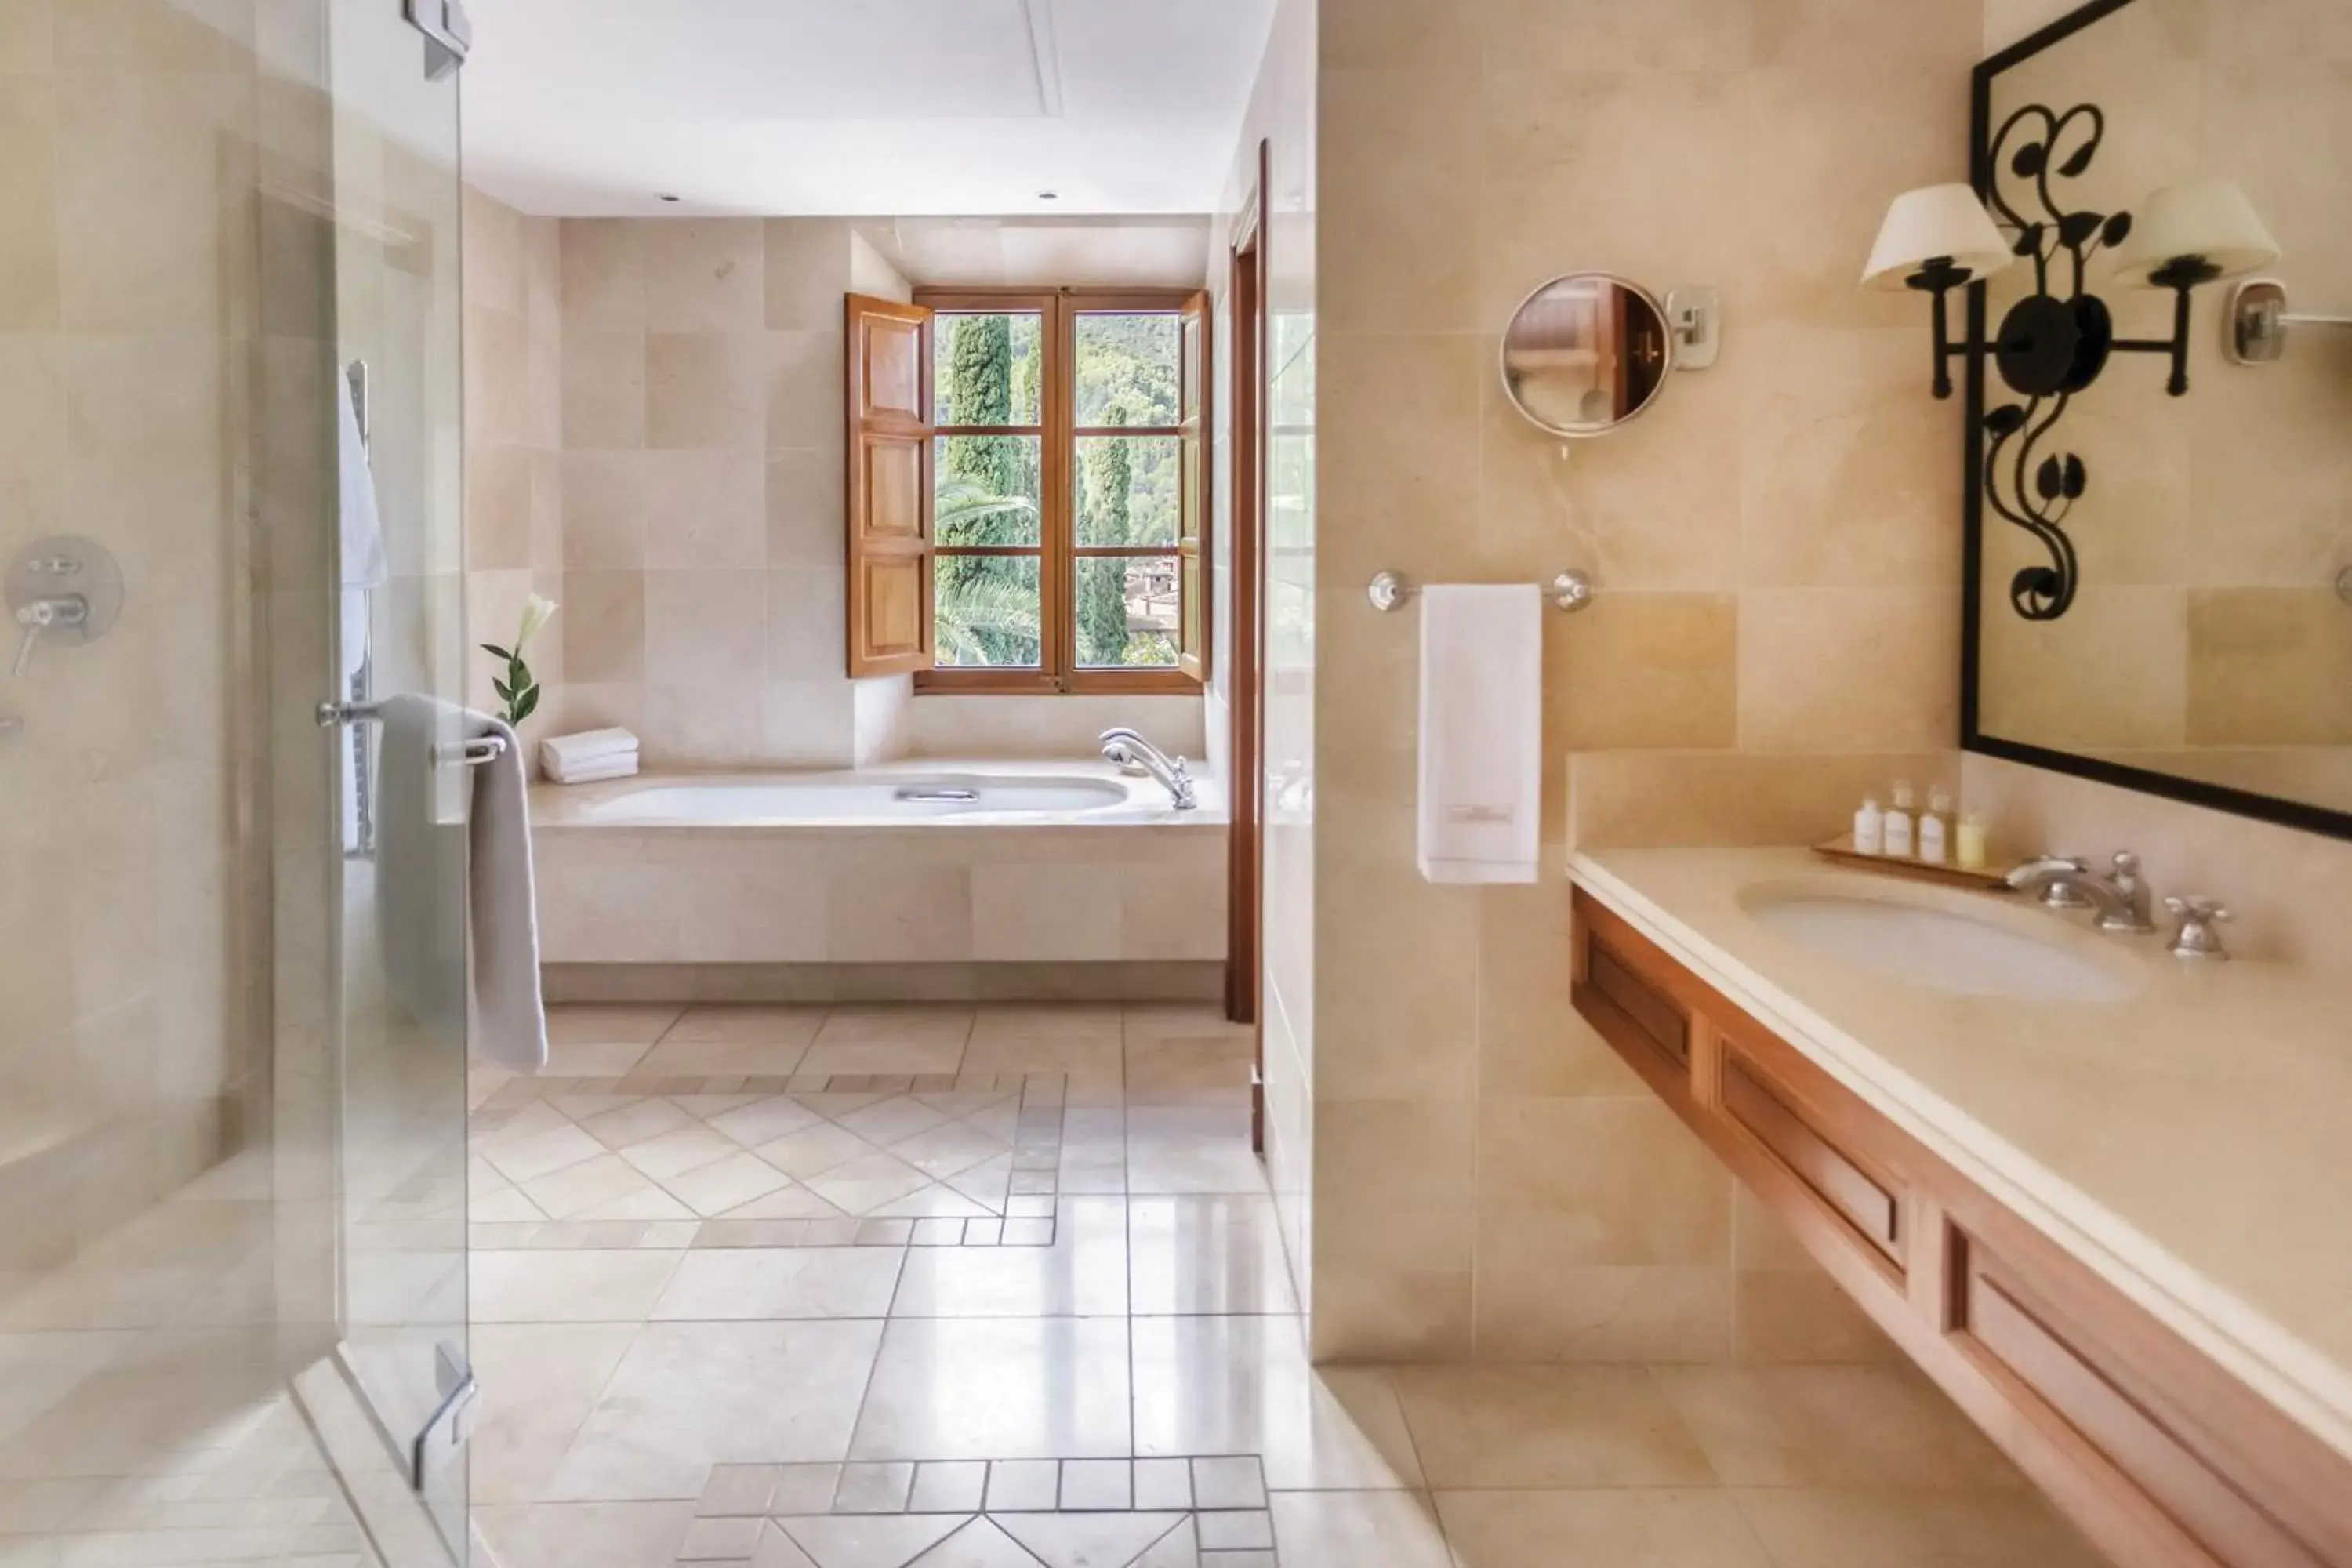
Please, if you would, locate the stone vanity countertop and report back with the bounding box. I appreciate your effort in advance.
[1573,845,2352,1464]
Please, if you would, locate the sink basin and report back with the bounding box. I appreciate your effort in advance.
[1738,882,2142,1004]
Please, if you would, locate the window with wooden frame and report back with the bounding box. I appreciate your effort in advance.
[844,287,1210,693]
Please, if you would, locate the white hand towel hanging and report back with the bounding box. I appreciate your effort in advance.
[1417,583,1542,884]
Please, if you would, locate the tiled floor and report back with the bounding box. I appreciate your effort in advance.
[0,1152,379,1566]
[468,1001,2109,1568]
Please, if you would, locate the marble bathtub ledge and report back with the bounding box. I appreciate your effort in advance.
[1570,844,2352,1467]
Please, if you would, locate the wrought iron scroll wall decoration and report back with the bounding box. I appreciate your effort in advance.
[1977,102,2129,622]
[1866,78,2278,622]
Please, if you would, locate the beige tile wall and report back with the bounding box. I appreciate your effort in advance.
[463,184,566,771]
[0,0,290,1275]
[550,216,910,769]
[1309,0,1987,1362]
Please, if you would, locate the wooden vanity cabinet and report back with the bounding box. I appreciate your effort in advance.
[1570,889,2352,1568]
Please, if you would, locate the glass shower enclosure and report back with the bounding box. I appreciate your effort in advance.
[0,2,474,1562]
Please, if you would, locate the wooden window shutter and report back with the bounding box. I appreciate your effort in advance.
[1176,289,1212,682]
[845,293,935,677]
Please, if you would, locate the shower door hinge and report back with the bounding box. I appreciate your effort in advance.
[409,1341,480,1492]
[405,0,472,78]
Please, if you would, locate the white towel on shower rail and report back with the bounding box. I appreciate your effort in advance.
[376,694,548,1073]
[1417,583,1542,884]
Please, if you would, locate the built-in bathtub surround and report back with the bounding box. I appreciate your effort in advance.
[1311,1,1987,1361]
[532,763,1227,1002]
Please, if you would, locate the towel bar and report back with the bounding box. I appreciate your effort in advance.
[1367,568,1593,614]
[317,700,509,767]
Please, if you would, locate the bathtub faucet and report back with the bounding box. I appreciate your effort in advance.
[1100,728,1197,811]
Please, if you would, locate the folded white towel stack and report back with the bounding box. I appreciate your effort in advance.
[1417,583,1542,884]
[540,728,641,784]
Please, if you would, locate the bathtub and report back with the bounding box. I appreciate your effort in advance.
[575,771,1142,826]
[530,760,1227,1001]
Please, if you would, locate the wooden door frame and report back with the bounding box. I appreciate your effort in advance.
[1226,142,1271,1143]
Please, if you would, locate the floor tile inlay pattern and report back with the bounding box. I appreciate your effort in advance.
[468,1003,2110,1568]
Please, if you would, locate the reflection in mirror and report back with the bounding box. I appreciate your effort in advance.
[1500,274,1672,437]
[1969,0,2352,833]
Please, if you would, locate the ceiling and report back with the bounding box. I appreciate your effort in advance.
[459,0,1279,217]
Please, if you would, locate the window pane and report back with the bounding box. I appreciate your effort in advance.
[1076,554,1180,668]
[936,554,1042,669]
[934,312,1042,426]
[1074,312,1181,427]
[1074,434,1179,547]
[935,435,1040,546]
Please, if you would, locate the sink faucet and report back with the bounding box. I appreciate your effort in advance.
[2005,851,2156,934]
[1099,728,1196,811]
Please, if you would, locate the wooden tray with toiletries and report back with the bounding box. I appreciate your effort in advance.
[1571,889,2352,1568]
[1811,835,2014,892]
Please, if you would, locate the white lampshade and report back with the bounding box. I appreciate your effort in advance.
[2109,179,2280,286]
[1861,184,2018,292]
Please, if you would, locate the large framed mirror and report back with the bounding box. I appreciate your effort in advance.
[1963,0,2352,840]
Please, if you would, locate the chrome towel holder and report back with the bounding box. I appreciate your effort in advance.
[1367,568,1594,614]
[318,699,510,768]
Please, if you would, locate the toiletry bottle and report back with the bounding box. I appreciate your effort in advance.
[1956,811,1990,871]
[1886,781,1916,859]
[1919,787,1952,866]
[1853,796,1885,855]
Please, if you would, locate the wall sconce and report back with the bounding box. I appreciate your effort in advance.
[1865,106,2278,620]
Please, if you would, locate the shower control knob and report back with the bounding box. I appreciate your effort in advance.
[5,536,122,680]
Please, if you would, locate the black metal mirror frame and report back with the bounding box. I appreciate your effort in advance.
[1960,0,2352,843]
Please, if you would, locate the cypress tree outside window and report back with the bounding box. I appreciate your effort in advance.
[844,287,1209,695]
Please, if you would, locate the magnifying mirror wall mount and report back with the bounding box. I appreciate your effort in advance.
[1498,274,1721,441]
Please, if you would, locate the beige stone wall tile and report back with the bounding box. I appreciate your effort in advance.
[1546,593,1739,752]
[676,853,830,964]
[1308,1265,1475,1363]
[1475,1264,1733,1362]
[466,299,532,448]
[1979,586,2187,752]
[766,448,846,568]
[1317,332,1483,573]
[561,450,647,569]
[1477,1097,1732,1269]
[463,183,525,317]
[1738,328,1958,587]
[971,864,1124,963]
[636,681,764,767]
[1117,853,1228,964]
[644,568,765,690]
[767,328,844,451]
[0,2,49,74]
[465,435,533,572]
[1316,1101,1475,1277]
[1319,69,1479,335]
[1737,588,1956,753]
[0,76,58,328]
[561,218,645,332]
[647,331,766,451]
[641,448,766,570]
[827,864,974,964]
[642,218,764,333]
[1474,69,1751,329]
[1567,749,1958,851]
[1472,0,1756,73]
[561,572,646,685]
[1477,884,1645,1097]
[2187,588,2352,746]
[1320,0,1480,71]
[1313,815,1479,1103]
[562,327,645,451]
[764,218,854,331]
[1752,0,1980,72]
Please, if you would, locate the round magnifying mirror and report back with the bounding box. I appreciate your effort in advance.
[1500,273,1675,437]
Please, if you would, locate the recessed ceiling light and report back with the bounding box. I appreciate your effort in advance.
[1036,190,1059,201]
[658,194,682,203]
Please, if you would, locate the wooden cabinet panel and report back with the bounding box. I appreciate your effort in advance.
[1722,1051,1903,1265]
[1567,885,2352,1568]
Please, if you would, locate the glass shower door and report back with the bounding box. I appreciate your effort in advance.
[325,0,474,1555]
